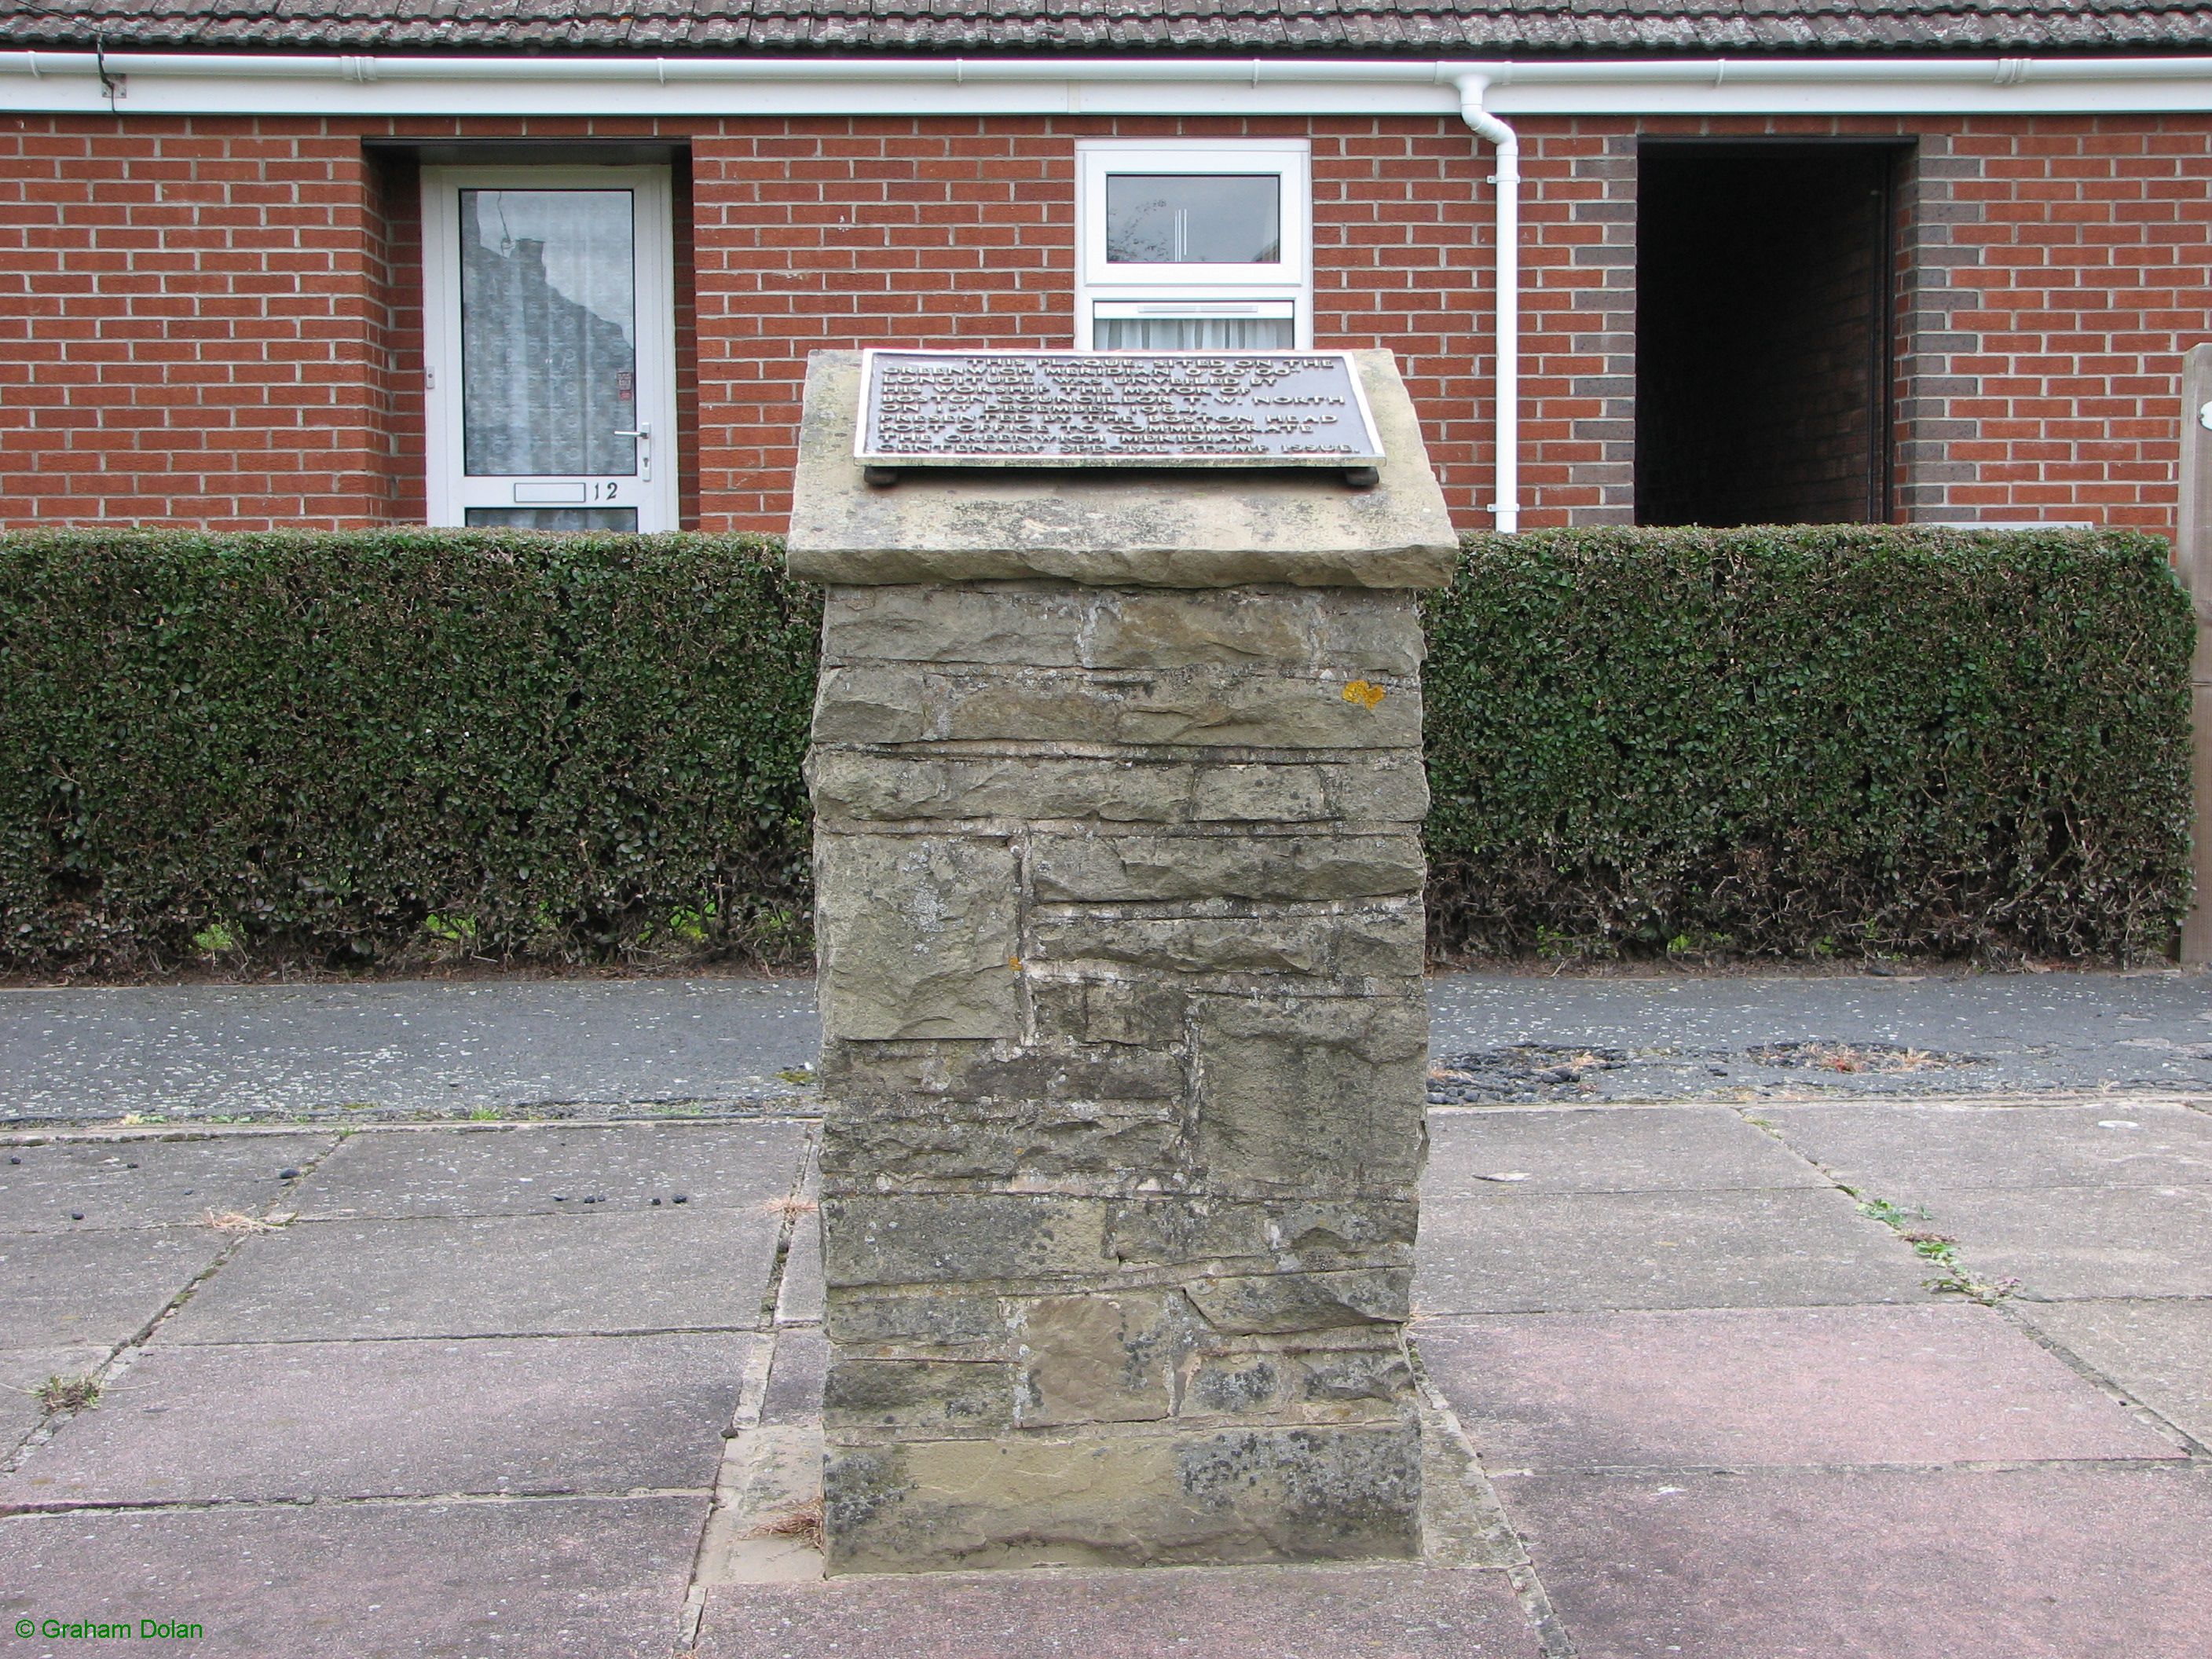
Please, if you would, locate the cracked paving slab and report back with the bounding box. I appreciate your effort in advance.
[1499,1463,2212,1659]
[1415,1306,2180,1472]
[288,1121,811,1220]
[1426,1104,1829,1196]
[0,1229,231,1353]
[0,1494,705,1659]
[0,1133,339,1232]
[2016,1298,2212,1448]
[157,1207,785,1342]
[1413,1187,1930,1316]
[1755,1101,2212,1201]
[1898,1185,2212,1302]
[0,1348,108,1453]
[2,1332,753,1507]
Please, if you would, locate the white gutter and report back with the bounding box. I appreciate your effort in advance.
[1454,77,1520,533]
[4,52,2212,118]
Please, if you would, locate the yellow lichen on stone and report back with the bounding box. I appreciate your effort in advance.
[1341,679,1387,710]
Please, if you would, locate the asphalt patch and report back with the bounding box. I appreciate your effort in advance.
[1428,1045,1631,1104]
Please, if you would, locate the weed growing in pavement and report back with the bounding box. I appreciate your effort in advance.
[204,1209,288,1234]
[1900,1229,1961,1262]
[762,1195,819,1219]
[1854,1195,1928,1230]
[1850,1188,2020,1305]
[35,1373,101,1415]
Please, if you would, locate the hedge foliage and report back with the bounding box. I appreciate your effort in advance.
[0,525,2192,972]
[0,531,819,970]
[1423,526,2194,962]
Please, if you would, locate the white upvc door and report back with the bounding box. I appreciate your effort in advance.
[421,166,679,532]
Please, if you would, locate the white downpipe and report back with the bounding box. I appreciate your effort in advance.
[1454,78,1520,533]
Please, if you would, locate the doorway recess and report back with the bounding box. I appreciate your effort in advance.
[1635,144,1900,527]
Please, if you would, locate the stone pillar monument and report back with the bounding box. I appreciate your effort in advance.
[789,348,1456,1573]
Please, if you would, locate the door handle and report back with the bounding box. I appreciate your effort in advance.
[613,423,651,482]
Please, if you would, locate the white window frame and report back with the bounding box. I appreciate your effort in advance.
[1074,139,1313,350]
[419,164,680,531]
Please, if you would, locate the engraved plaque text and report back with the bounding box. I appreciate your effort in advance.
[856,350,1385,471]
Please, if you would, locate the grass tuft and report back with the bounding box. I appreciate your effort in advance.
[36,1373,101,1415]
[745,1496,826,1553]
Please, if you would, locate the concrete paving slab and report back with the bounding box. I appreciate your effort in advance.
[1428,968,2212,1101]
[1911,1185,2212,1300]
[1412,1188,1928,1315]
[700,1420,827,1587]
[159,1209,781,1342]
[1500,1463,2212,1659]
[0,1227,227,1351]
[2,1332,751,1506]
[761,1328,826,1428]
[0,976,820,1123]
[0,1494,703,1659]
[1417,1306,2177,1472]
[1426,1106,1826,1196]
[0,1133,338,1232]
[1760,1101,2212,1201]
[775,1211,823,1326]
[2019,1298,2212,1446]
[291,1122,808,1219]
[695,1565,1543,1658]
[0,1347,108,1452]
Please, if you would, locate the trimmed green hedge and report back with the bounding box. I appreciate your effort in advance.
[1423,527,2194,962]
[0,531,819,970]
[0,525,2192,972]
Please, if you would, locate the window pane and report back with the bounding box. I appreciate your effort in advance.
[460,189,637,478]
[464,507,639,532]
[1093,315,1297,350]
[1104,174,1280,264]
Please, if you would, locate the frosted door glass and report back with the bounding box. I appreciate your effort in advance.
[1104,175,1280,264]
[461,189,637,478]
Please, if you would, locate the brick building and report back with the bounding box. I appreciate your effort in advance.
[3,2,2210,535]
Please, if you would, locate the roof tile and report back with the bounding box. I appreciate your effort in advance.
[4,0,2210,56]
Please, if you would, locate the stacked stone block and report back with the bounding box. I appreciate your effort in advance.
[791,348,1456,1573]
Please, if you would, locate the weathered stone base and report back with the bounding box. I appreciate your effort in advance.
[823,1421,1423,1573]
[807,577,1434,1572]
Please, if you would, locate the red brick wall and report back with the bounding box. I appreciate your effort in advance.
[2,110,2207,534]
[0,117,390,526]
[689,119,1073,529]
[364,148,425,526]
[1894,117,2212,529]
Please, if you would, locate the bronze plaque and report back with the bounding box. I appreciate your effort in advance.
[855,350,1385,471]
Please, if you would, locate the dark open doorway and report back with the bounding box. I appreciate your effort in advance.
[1635,144,1899,527]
